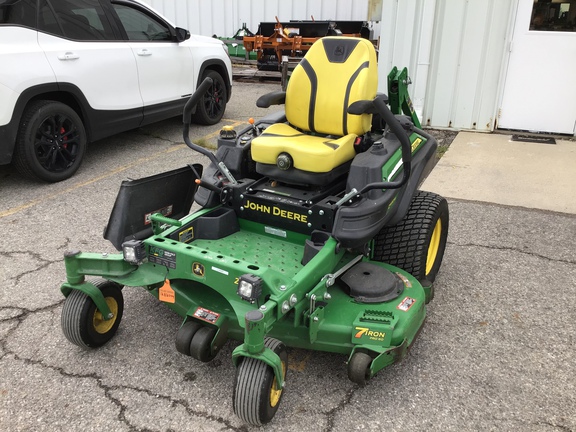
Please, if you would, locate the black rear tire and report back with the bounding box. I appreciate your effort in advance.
[373,190,449,283]
[232,337,287,426]
[13,100,86,182]
[192,70,227,125]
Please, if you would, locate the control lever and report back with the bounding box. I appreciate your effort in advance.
[195,179,222,194]
[248,118,259,136]
[183,77,237,185]
[323,255,364,287]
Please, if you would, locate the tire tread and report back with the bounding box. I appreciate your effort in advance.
[232,337,286,426]
[61,290,90,348]
[373,190,448,282]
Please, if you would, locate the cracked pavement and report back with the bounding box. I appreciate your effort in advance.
[1,81,576,431]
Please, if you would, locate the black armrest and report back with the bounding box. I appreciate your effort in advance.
[256,91,287,108]
[347,93,389,115]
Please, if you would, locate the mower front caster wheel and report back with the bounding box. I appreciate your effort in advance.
[61,279,124,348]
[233,338,288,426]
[189,326,218,362]
[175,321,202,356]
[348,352,372,386]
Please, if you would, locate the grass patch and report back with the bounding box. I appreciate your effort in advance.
[436,144,450,160]
[426,129,458,161]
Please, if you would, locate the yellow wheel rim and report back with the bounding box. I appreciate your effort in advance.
[93,297,118,334]
[269,361,286,408]
[426,219,442,276]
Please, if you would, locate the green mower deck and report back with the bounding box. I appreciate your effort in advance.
[62,213,428,364]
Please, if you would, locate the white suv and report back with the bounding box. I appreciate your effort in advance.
[0,0,232,182]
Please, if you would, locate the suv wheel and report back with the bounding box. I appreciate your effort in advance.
[13,101,86,182]
[193,70,227,125]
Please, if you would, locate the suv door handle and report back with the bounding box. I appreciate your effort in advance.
[57,52,80,61]
[137,49,152,56]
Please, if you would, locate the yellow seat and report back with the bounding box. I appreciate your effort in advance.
[251,37,378,182]
[250,123,356,173]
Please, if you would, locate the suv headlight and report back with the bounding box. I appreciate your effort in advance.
[122,240,146,265]
[237,274,263,303]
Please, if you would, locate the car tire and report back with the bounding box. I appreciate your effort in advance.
[13,100,86,182]
[192,70,227,125]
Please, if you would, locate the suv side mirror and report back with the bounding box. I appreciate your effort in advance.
[175,27,190,42]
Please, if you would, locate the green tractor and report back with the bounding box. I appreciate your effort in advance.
[59,37,448,426]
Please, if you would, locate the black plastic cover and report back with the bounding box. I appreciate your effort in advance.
[340,262,404,303]
[302,231,331,265]
[194,135,257,207]
[169,207,239,243]
[103,165,202,250]
[255,160,351,186]
[332,128,437,249]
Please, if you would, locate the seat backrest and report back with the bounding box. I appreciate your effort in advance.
[285,37,378,137]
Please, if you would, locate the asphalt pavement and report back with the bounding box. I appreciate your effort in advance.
[1,80,575,432]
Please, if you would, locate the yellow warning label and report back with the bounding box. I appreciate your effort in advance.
[159,280,176,303]
[411,138,423,153]
[179,226,194,243]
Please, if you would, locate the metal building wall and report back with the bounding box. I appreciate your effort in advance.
[379,0,513,131]
[377,0,436,120]
[143,0,514,132]
[142,0,370,38]
[422,0,514,131]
